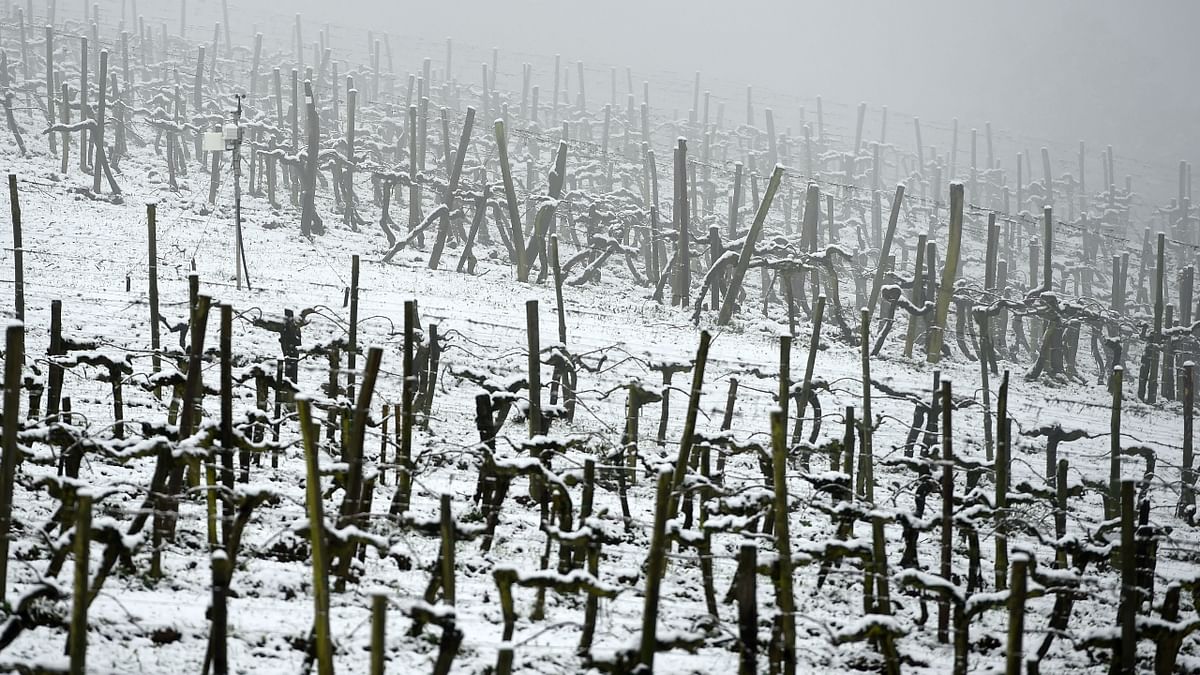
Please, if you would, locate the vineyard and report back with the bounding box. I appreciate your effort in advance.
[0,1,1198,673]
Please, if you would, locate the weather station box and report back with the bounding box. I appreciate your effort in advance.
[202,130,225,152]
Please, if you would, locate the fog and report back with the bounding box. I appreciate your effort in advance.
[134,0,1198,200]
[270,0,1196,177]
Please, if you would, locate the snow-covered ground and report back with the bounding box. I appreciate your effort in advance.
[0,136,1195,674]
[0,2,1197,673]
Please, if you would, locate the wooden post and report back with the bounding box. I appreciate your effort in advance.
[976,309,994,461]
[729,162,743,238]
[1116,480,1136,674]
[1162,305,1176,401]
[343,87,357,228]
[1180,362,1195,518]
[1156,584,1183,675]
[1109,367,1123,519]
[378,404,389,487]
[391,301,416,515]
[1042,206,1053,292]
[1181,267,1194,326]
[407,105,420,244]
[272,361,283,468]
[858,309,874,501]
[840,407,856,523]
[47,300,63,417]
[494,120,527,281]
[638,470,673,670]
[526,299,542,439]
[347,256,359,402]
[718,166,784,325]
[996,371,1009,589]
[928,183,963,363]
[778,335,791,443]
[421,324,440,425]
[1055,459,1069,569]
[870,516,893,617]
[79,37,88,174]
[298,397,335,675]
[623,385,642,488]
[903,234,928,358]
[1005,556,1028,675]
[220,305,236,538]
[8,175,22,322]
[736,544,758,675]
[770,408,797,675]
[46,26,55,157]
[370,592,387,675]
[333,344,383,585]
[210,550,230,675]
[867,185,905,316]
[69,490,92,675]
[672,139,690,307]
[1147,233,1165,403]
[430,107,475,270]
[938,379,953,643]
[60,81,69,174]
[668,331,710,514]
[439,493,456,606]
[92,50,108,194]
[794,296,825,467]
[0,322,22,602]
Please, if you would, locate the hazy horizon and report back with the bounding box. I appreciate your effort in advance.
[110,0,1197,199]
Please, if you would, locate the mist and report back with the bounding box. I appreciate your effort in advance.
[4,1,1200,673]
[225,0,1198,198]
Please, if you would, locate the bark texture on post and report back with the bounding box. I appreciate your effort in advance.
[928,183,964,363]
[718,166,784,325]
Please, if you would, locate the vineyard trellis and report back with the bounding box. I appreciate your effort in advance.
[0,0,1197,674]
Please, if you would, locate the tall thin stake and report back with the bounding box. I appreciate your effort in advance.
[0,322,23,602]
[299,398,335,675]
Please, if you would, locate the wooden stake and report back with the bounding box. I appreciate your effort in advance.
[8,175,22,322]
[770,408,797,675]
[736,544,758,675]
[526,299,542,438]
[298,398,335,675]
[439,492,456,605]
[1116,480,1136,674]
[370,592,387,675]
[859,309,874,501]
[391,301,416,516]
[638,470,672,670]
[69,490,92,675]
[1180,362,1195,518]
[1005,556,1028,675]
[495,120,527,281]
[672,139,690,307]
[210,550,229,675]
[867,185,905,317]
[928,183,963,362]
[0,322,22,602]
[794,296,825,462]
[220,305,235,536]
[938,379,953,643]
[903,234,927,358]
[995,370,1010,589]
[668,331,710,514]
[718,166,784,325]
[1109,367,1123,519]
[347,256,359,402]
[47,300,63,417]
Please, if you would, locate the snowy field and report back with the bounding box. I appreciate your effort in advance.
[0,1,1197,674]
